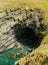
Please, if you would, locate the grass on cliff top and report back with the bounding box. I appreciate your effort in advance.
[0,0,48,23]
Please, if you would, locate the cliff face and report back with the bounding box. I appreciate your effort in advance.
[0,8,48,65]
[0,8,46,53]
[15,35,48,65]
[0,0,48,65]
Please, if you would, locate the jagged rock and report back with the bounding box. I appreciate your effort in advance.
[0,8,46,53]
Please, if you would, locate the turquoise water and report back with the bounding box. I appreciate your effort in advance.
[0,46,31,65]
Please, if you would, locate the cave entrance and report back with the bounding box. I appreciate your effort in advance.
[13,24,44,48]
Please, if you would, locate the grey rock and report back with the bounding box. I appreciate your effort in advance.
[0,8,46,53]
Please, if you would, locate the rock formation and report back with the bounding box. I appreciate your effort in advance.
[0,8,46,53]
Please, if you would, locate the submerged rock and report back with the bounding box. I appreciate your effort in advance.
[10,52,17,59]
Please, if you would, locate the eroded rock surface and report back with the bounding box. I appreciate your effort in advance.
[0,8,46,52]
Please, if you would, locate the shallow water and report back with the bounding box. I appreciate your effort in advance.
[0,46,31,65]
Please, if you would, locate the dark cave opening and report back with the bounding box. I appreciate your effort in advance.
[13,24,44,49]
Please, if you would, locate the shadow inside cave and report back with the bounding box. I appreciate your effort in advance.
[13,24,44,49]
